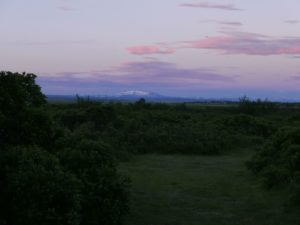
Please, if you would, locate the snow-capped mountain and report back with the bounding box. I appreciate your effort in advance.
[117,90,162,98]
[112,90,199,102]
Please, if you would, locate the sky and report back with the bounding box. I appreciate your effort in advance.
[1,0,300,99]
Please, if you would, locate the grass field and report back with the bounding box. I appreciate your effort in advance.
[119,150,300,225]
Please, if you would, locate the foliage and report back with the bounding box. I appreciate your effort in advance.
[0,71,46,114]
[0,72,52,147]
[0,71,130,225]
[217,114,274,137]
[53,102,254,155]
[247,127,300,205]
[58,141,130,225]
[0,146,81,225]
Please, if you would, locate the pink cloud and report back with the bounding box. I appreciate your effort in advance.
[188,36,235,48]
[180,2,241,11]
[127,45,175,55]
[128,32,300,56]
[186,33,300,55]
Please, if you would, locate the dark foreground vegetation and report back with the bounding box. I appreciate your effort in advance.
[1,71,300,224]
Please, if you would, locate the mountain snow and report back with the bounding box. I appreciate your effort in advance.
[118,90,161,97]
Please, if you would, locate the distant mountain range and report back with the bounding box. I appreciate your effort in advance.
[47,90,197,102]
[46,90,239,103]
[46,90,300,103]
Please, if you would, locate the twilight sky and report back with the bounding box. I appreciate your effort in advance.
[1,0,300,99]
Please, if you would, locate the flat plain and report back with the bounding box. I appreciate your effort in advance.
[120,150,300,225]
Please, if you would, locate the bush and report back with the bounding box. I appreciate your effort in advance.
[117,117,232,155]
[217,114,274,138]
[58,140,130,225]
[290,173,300,206]
[0,143,130,225]
[0,146,81,225]
[247,127,300,204]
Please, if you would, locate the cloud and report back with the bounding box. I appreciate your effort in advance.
[179,2,242,11]
[219,21,243,26]
[38,61,236,94]
[58,5,76,11]
[127,45,175,55]
[186,33,300,55]
[128,32,300,56]
[113,61,235,83]
[290,73,300,80]
[285,20,299,24]
[200,20,243,26]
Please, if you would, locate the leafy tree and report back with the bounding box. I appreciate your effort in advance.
[0,71,46,114]
[0,71,50,147]
[0,71,130,225]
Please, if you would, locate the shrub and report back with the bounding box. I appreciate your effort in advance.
[58,140,130,225]
[0,146,81,225]
[247,127,300,204]
[218,114,274,138]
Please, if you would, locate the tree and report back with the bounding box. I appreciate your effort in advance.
[0,71,130,225]
[0,71,46,115]
[0,71,49,147]
[238,95,255,114]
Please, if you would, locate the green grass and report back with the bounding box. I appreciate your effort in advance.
[119,150,300,225]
